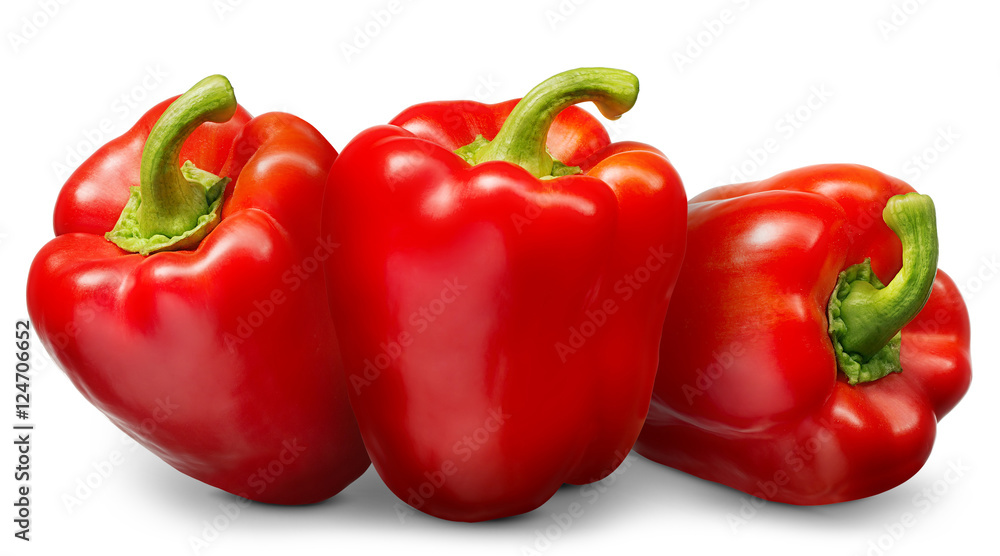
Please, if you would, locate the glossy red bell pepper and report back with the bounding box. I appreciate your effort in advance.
[323,68,687,521]
[27,76,369,504]
[636,164,971,504]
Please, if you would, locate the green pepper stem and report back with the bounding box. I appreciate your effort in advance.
[835,193,939,360]
[137,75,237,238]
[471,68,639,177]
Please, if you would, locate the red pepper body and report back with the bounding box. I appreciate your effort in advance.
[27,97,369,504]
[635,164,971,504]
[324,99,687,521]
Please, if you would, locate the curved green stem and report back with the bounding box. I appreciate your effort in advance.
[107,75,236,255]
[458,68,639,178]
[827,193,939,384]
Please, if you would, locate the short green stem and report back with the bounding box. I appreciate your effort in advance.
[459,68,639,178]
[827,193,939,384]
[106,75,236,255]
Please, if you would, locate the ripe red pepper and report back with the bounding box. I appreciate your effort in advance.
[27,76,369,504]
[323,68,687,521]
[636,165,972,504]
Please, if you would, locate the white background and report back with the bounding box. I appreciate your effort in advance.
[2,1,997,554]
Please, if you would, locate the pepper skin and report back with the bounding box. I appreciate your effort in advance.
[27,76,369,504]
[635,164,971,504]
[323,68,687,521]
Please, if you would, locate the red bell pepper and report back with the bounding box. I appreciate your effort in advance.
[27,76,369,504]
[323,68,687,521]
[636,164,972,504]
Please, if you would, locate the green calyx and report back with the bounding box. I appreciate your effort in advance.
[106,75,237,255]
[828,260,904,384]
[454,135,581,178]
[454,67,639,178]
[827,193,939,384]
[106,162,227,255]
